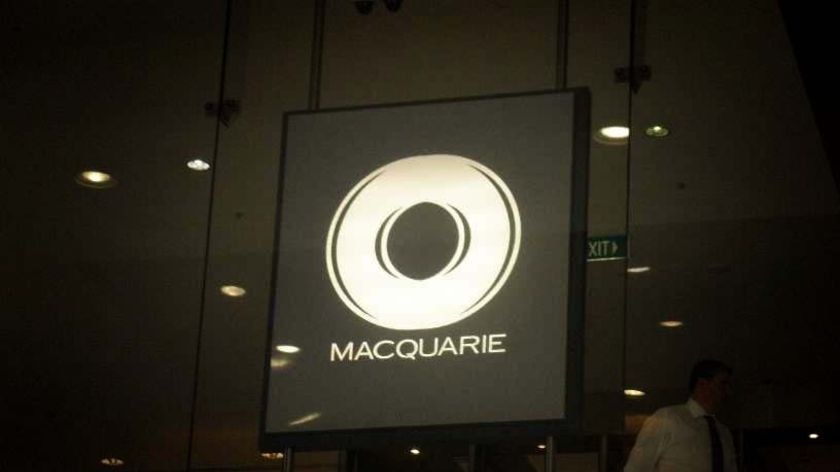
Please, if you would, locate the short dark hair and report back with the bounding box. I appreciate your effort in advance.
[689,359,732,392]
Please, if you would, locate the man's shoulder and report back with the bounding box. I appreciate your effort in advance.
[645,403,696,427]
[651,403,690,418]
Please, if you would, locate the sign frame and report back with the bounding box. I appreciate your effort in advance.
[260,89,590,451]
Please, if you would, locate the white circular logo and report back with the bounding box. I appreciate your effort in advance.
[326,154,521,330]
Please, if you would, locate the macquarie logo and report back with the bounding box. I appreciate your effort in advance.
[325,155,521,339]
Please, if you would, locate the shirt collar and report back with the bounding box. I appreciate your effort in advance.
[687,398,710,418]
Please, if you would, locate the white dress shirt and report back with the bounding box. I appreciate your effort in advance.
[624,398,737,472]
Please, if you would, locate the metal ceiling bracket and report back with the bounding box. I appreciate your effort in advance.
[614,65,651,93]
[204,99,241,127]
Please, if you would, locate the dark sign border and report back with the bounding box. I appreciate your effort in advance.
[260,89,590,451]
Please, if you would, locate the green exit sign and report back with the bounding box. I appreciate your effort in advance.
[587,235,627,261]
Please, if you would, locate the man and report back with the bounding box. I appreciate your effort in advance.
[624,359,737,471]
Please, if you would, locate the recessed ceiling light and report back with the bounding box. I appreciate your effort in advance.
[275,345,300,354]
[627,266,651,274]
[100,458,124,467]
[76,170,117,189]
[809,433,819,439]
[645,125,670,138]
[220,285,246,297]
[261,452,284,460]
[659,320,684,328]
[594,126,630,145]
[537,444,546,450]
[624,389,646,397]
[187,159,211,171]
[409,447,421,455]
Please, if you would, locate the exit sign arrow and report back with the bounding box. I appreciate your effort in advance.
[586,235,627,261]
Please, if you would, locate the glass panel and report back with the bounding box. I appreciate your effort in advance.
[320,0,561,106]
[566,0,633,434]
[625,0,840,468]
[1,1,226,470]
[191,0,577,469]
[186,0,314,467]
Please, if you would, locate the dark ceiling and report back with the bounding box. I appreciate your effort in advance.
[778,0,839,188]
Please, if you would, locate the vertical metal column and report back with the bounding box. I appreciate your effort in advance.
[308,0,326,110]
[338,450,358,472]
[544,436,555,472]
[468,444,484,472]
[283,447,294,472]
[599,434,609,472]
[184,0,233,468]
[305,4,325,471]
[555,0,569,90]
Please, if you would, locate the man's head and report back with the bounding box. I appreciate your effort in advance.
[689,359,732,414]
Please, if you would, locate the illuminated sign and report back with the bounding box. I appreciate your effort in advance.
[262,90,589,449]
[586,235,627,261]
[326,154,521,330]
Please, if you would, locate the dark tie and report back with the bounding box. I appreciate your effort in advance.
[703,415,724,472]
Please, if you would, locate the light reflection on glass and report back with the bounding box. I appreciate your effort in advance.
[186,159,211,171]
[659,320,684,328]
[220,285,246,297]
[275,344,300,354]
[627,266,651,274]
[270,357,291,369]
[645,125,670,138]
[76,170,117,188]
[100,458,124,466]
[600,126,629,138]
[624,389,646,397]
[288,412,321,426]
[594,126,630,145]
[261,452,284,460]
